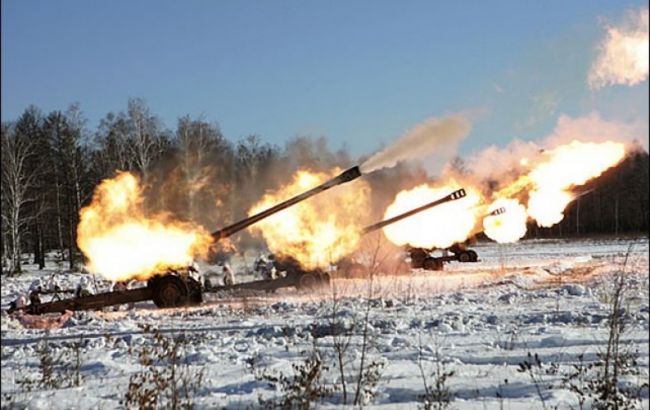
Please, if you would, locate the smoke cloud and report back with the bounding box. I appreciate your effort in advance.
[360,114,472,174]
[588,7,649,89]
[464,111,645,187]
[544,112,647,151]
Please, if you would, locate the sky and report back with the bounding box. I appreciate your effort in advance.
[2,0,648,158]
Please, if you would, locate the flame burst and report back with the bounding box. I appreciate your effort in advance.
[249,169,371,269]
[493,140,625,228]
[77,172,213,281]
[526,141,625,227]
[483,199,528,243]
[382,182,483,249]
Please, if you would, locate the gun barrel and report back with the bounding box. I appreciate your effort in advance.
[362,188,467,234]
[488,207,506,216]
[212,166,362,240]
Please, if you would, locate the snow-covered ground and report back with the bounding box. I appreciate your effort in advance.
[1,237,648,409]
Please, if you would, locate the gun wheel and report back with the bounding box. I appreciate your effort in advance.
[458,252,472,263]
[151,275,189,308]
[298,273,318,290]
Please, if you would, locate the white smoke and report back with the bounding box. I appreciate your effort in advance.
[360,114,472,174]
[465,111,645,185]
[544,112,647,151]
[464,139,542,184]
[588,7,649,89]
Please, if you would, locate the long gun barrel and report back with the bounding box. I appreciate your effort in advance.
[488,207,506,216]
[211,166,362,240]
[362,188,467,234]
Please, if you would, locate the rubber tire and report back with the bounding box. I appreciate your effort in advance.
[467,250,478,262]
[298,273,318,290]
[423,258,444,271]
[151,275,189,308]
[458,252,471,263]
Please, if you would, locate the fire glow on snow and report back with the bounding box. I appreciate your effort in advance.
[77,172,213,282]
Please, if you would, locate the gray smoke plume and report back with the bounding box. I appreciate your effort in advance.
[359,114,472,174]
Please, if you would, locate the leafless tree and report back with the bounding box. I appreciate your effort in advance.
[176,115,228,222]
[1,123,40,274]
[43,112,69,257]
[95,111,132,175]
[327,282,354,404]
[127,98,163,182]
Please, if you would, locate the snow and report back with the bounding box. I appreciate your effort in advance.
[1,237,649,409]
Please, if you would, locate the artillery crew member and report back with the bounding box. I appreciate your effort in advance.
[10,293,29,311]
[266,254,277,279]
[75,276,94,298]
[28,279,43,306]
[222,263,236,286]
[255,255,277,280]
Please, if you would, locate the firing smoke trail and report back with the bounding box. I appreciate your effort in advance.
[360,114,472,174]
[589,6,649,89]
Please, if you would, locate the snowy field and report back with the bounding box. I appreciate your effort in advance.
[1,237,649,409]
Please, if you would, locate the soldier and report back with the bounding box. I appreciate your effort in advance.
[28,279,43,306]
[266,254,277,279]
[222,263,236,286]
[187,260,203,285]
[254,255,267,279]
[46,274,62,293]
[10,293,29,311]
[75,277,94,298]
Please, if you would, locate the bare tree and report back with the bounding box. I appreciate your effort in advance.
[127,98,163,182]
[95,111,132,176]
[43,112,69,258]
[41,106,90,270]
[176,115,227,221]
[234,135,279,216]
[1,123,39,274]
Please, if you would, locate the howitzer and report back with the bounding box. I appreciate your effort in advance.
[408,206,509,271]
[212,166,361,240]
[9,167,363,315]
[362,189,467,234]
[335,188,470,277]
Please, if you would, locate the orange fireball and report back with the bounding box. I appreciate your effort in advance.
[526,140,625,227]
[77,172,213,282]
[382,182,483,249]
[248,169,371,269]
[483,198,528,243]
[493,140,625,228]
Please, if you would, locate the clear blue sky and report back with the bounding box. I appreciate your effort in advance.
[2,0,647,157]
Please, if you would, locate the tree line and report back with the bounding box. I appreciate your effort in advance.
[1,99,648,274]
[1,98,357,274]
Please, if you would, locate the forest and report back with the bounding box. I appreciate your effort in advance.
[2,98,648,274]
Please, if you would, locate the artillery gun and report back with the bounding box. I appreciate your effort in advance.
[9,167,362,315]
[407,206,506,271]
[10,175,475,315]
[335,189,469,276]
